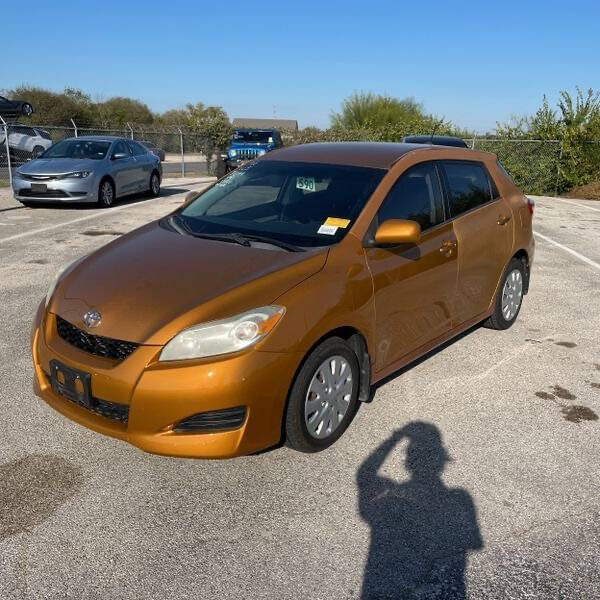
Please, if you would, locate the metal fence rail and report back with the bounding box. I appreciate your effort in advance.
[2,120,600,196]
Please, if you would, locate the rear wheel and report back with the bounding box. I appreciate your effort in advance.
[149,171,161,197]
[98,179,115,208]
[32,145,44,158]
[483,258,526,330]
[285,337,360,453]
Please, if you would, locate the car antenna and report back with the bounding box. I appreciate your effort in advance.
[429,118,442,144]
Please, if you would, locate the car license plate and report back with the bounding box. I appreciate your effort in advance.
[49,359,92,408]
[31,183,47,193]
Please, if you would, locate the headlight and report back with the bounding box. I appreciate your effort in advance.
[257,149,266,156]
[45,255,87,307]
[228,149,237,157]
[62,171,91,179]
[159,305,285,361]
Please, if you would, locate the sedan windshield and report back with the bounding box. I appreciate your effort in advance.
[41,139,111,160]
[232,131,273,144]
[178,160,385,247]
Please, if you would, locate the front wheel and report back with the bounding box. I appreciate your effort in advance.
[285,337,360,453]
[32,145,45,158]
[483,258,526,330]
[98,179,115,208]
[148,171,161,197]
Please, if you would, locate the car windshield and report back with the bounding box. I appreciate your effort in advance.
[232,131,273,144]
[177,160,385,248]
[40,139,111,160]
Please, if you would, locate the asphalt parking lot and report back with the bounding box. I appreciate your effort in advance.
[1,184,599,599]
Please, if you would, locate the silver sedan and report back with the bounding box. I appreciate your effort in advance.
[12,136,162,207]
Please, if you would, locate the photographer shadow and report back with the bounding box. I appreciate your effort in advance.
[357,422,483,599]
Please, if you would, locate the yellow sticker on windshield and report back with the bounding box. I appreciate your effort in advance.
[324,217,351,228]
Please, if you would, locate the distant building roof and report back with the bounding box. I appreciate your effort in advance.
[232,118,298,131]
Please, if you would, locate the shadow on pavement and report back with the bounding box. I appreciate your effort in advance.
[357,422,483,599]
[0,454,85,539]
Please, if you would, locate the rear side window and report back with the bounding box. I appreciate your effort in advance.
[377,162,445,231]
[113,141,131,156]
[442,161,493,217]
[128,141,147,156]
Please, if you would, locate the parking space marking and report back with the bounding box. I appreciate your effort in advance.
[0,199,160,244]
[533,230,600,271]
[553,198,600,213]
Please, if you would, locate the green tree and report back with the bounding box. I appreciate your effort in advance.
[96,97,154,127]
[331,93,424,128]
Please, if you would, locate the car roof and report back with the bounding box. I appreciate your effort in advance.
[402,135,469,148]
[262,142,479,169]
[61,135,124,142]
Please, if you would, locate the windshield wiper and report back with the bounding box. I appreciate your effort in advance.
[169,215,303,251]
[236,233,305,252]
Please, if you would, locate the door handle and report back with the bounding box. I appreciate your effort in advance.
[497,214,512,225]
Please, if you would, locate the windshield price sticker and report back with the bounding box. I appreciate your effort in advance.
[324,217,350,228]
[296,176,316,192]
[317,224,338,235]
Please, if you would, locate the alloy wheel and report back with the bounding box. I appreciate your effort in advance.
[101,181,113,206]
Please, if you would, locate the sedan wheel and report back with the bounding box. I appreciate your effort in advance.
[501,269,523,321]
[150,172,160,197]
[22,103,33,116]
[98,180,114,208]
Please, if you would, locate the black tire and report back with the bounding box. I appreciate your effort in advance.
[483,257,526,330]
[285,337,360,453]
[148,171,161,197]
[98,178,115,208]
[22,103,33,117]
[32,145,44,158]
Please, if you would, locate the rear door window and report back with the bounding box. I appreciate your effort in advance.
[442,161,494,217]
[377,162,445,231]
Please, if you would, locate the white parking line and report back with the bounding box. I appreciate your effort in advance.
[534,230,600,271]
[0,199,157,244]
[553,198,600,213]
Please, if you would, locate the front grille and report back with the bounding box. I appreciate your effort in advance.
[173,406,247,432]
[237,148,260,160]
[19,188,68,198]
[89,397,129,424]
[20,174,57,181]
[56,316,138,361]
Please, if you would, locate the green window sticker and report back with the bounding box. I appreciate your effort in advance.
[296,176,316,192]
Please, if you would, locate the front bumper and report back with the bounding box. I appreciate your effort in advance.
[13,173,97,203]
[31,301,300,458]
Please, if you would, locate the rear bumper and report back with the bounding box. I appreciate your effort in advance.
[31,301,300,459]
[13,173,97,203]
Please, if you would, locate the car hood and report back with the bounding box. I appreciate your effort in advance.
[18,157,101,175]
[50,222,328,345]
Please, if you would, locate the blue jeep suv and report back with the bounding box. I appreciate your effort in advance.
[218,128,283,176]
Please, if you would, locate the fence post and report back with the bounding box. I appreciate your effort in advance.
[127,123,134,140]
[1,116,12,189]
[178,128,185,177]
[70,118,78,138]
[471,136,477,150]
[554,143,563,197]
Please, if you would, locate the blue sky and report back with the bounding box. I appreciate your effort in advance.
[2,0,599,132]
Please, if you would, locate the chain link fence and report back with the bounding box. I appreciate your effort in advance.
[2,119,599,197]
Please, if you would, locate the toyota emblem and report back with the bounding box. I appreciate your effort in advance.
[83,310,102,329]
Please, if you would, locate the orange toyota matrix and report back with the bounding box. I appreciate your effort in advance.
[32,142,534,458]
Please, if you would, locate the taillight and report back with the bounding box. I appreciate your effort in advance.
[526,196,535,216]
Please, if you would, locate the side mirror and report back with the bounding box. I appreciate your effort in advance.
[374,219,421,246]
[111,152,128,160]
